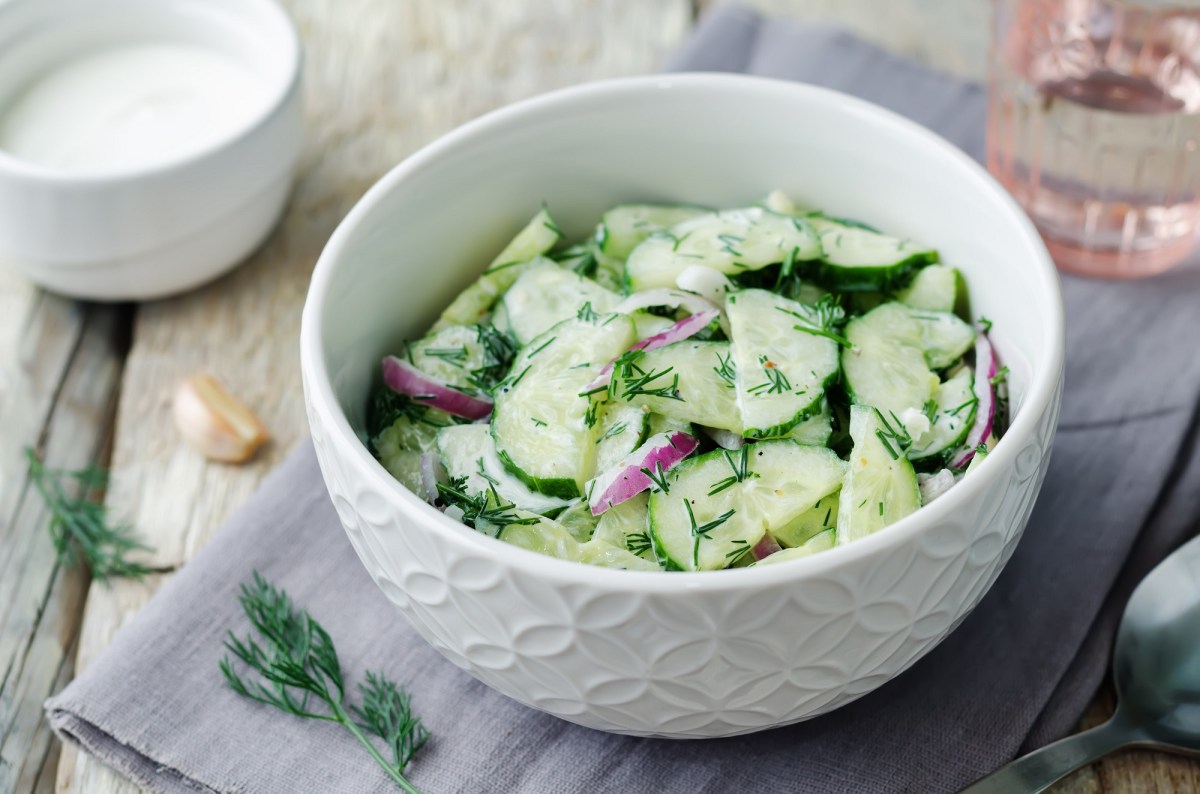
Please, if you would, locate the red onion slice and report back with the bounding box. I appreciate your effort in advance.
[584,308,720,393]
[588,431,700,515]
[751,534,783,561]
[418,452,444,504]
[951,331,997,469]
[382,355,493,420]
[700,425,745,451]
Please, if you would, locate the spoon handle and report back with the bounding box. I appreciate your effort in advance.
[960,718,1133,793]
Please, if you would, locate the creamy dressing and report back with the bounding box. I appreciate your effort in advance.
[0,44,268,174]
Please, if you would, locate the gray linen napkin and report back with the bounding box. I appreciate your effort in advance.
[47,7,1200,793]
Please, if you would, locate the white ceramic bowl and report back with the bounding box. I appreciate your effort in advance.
[0,0,302,301]
[301,74,1065,738]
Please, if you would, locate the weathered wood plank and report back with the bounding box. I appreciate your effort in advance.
[695,0,988,80]
[62,1,691,790]
[0,300,129,793]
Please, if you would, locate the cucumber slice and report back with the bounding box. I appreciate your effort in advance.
[499,516,659,571]
[610,340,742,433]
[598,204,709,261]
[625,208,821,291]
[633,312,677,341]
[726,289,839,438]
[554,499,600,542]
[374,439,424,495]
[807,216,938,292]
[909,309,976,369]
[491,315,635,498]
[895,264,962,313]
[591,492,656,561]
[649,441,846,571]
[769,491,839,548]
[842,302,938,420]
[407,323,510,395]
[594,402,651,474]
[499,259,621,345]
[646,412,693,438]
[757,528,836,565]
[436,424,572,515]
[435,207,562,328]
[910,367,976,466]
[837,406,921,545]
[786,402,833,446]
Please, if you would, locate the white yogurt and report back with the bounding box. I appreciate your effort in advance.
[0,43,268,174]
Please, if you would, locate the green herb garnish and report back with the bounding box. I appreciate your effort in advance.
[221,573,430,793]
[25,448,154,582]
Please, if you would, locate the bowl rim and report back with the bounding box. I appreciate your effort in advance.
[301,72,1065,594]
[0,0,302,185]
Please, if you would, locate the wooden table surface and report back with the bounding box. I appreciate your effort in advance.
[0,1,1195,792]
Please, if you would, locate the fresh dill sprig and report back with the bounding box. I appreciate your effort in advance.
[220,572,430,793]
[978,316,993,334]
[724,538,752,565]
[466,325,518,394]
[948,396,980,418]
[626,532,654,557]
[640,461,671,494]
[922,399,939,422]
[369,389,462,440]
[776,294,850,347]
[717,232,744,257]
[576,301,600,323]
[436,477,539,533]
[620,364,684,402]
[684,501,736,570]
[526,336,557,358]
[707,446,757,496]
[584,399,601,429]
[747,355,791,396]
[990,366,1010,387]
[595,422,628,445]
[773,246,801,292]
[713,351,737,389]
[873,410,913,461]
[25,448,154,582]
[422,346,468,367]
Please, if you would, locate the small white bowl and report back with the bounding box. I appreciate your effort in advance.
[0,0,302,301]
[301,74,1065,738]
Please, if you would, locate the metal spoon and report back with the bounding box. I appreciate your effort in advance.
[962,533,1200,793]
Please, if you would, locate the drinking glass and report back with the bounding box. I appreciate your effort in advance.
[987,0,1200,278]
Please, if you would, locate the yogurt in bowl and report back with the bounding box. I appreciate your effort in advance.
[300,73,1064,738]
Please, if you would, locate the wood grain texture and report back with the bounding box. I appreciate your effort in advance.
[0,295,129,793]
[61,1,691,791]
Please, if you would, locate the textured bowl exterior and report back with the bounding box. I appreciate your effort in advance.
[301,75,1065,738]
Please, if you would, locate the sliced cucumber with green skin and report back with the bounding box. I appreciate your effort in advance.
[787,402,833,446]
[499,516,659,571]
[757,528,836,565]
[837,406,921,545]
[807,216,938,292]
[499,259,620,345]
[910,367,977,467]
[436,424,572,515]
[895,264,962,313]
[769,491,839,548]
[491,315,635,498]
[435,207,562,329]
[591,492,655,561]
[909,309,976,369]
[407,324,495,392]
[554,499,600,542]
[842,302,938,420]
[610,340,742,433]
[647,412,693,438]
[598,204,709,261]
[726,289,839,438]
[594,402,651,474]
[625,207,821,292]
[649,441,846,571]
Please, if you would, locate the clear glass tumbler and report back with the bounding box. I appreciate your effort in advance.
[987,0,1200,278]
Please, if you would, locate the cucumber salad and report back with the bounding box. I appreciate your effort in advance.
[366,191,1007,572]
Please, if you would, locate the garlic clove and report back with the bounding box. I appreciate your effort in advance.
[173,372,269,463]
